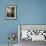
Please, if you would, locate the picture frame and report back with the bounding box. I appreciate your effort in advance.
[5,5,16,20]
[18,24,46,42]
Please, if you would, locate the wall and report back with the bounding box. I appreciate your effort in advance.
[0,0,46,44]
[19,0,46,24]
[0,0,18,44]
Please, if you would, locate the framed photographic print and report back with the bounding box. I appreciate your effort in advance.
[18,24,46,42]
[5,5,16,20]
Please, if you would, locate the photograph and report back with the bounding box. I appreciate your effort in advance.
[18,24,46,41]
[5,5,16,19]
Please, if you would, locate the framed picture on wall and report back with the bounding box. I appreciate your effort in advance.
[5,5,16,20]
